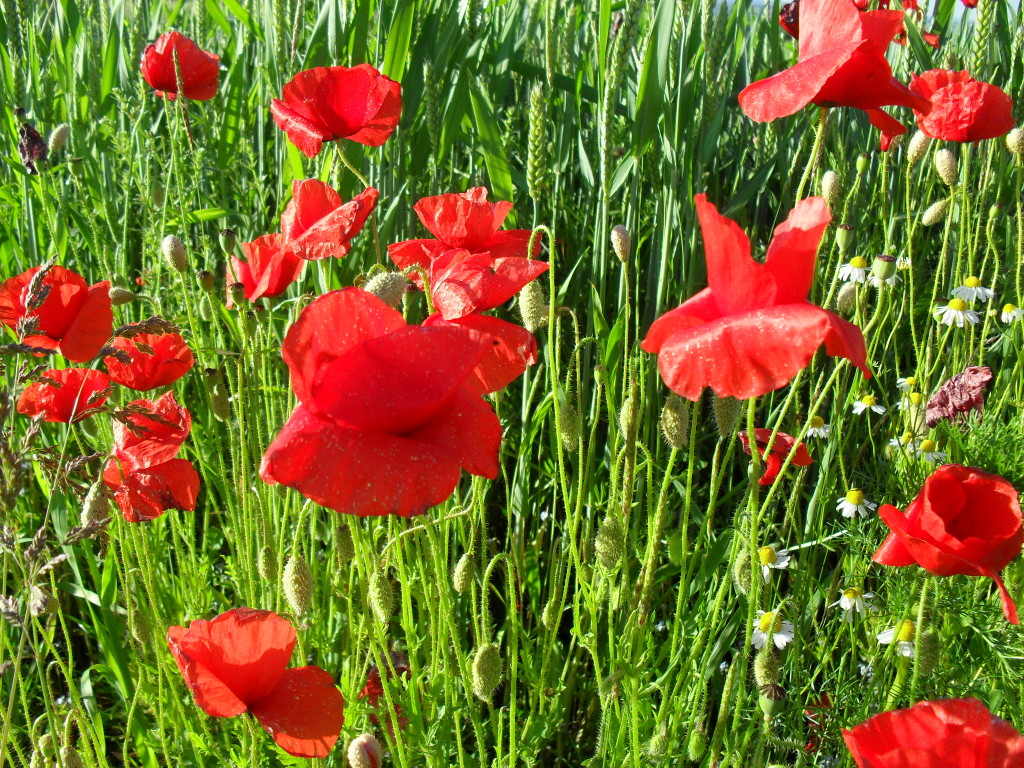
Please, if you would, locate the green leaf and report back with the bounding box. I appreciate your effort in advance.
[382,0,416,83]
[470,80,515,216]
[632,0,676,154]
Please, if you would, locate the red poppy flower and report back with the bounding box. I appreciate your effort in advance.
[423,313,538,393]
[167,608,344,758]
[359,651,411,736]
[0,265,112,362]
[106,458,201,522]
[103,391,192,486]
[280,181,378,261]
[259,288,502,517]
[140,31,219,101]
[104,332,195,391]
[427,248,549,321]
[16,368,110,423]
[740,0,930,149]
[271,64,402,157]
[641,195,870,400]
[909,70,1015,143]
[228,234,305,307]
[740,429,814,485]
[874,464,1022,624]
[843,698,1024,768]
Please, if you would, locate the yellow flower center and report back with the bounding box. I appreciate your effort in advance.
[948,297,968,312]
[758,546,777,566]
[964,276,982,288]
[810,415,825,428]
[900,431,914,444]
[843,587,862,601]
[850,256,868,269]
[758,611,782,633]
[903,376,917,388]
[1003,303,1018,314]
[845,489,865,505]
[909,392,924,405]
[920,439,937,453]
[861,395,876,407]
[896,620,915,643]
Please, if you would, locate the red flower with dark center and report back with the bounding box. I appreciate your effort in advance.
[843,698,1024,768]
[108,459,201,522]
[0,265,112,362]
[740,429,814,485]
[259,288,502,517]
[909,70,1015,143]
[740,0,931,149]
[228,234,305,307]
[423,313,538,393]
[167,608,344,758]
[641,195,870,400]
[140,31,219,101]
[104,332,195,391]
[427,248,550,321]
[874,464,1022,624]
[280,181,378,261]
[17,368,110,423]
[271,64,401,157]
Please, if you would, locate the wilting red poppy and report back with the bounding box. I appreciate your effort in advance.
[271,64,401,157]
[359,651,411,737]
[228,234,305,307]
[642,195,870,400]
[107,458,200,522]
[843,698,1024,768]
[423,313,538,393]
[260,288,502,517]
[167,608,344,758]
[280,181,377,261]
[926,365,992,428]
[140,31,219,101]
[874,464,1022,623]
[740,0,930,149]
[0,265,112,362]
[909,70,1015,143]
[104,391,192,484]
[16,368,110,423]
[426,248,549,321]
[740,429,814,485]
[104,332,195,391]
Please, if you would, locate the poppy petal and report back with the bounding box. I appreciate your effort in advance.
[111,391,192,472]
[284,186,378,261]
[423,313,538,394]
[640,289,722,354]
[104,332,195,391]
[57,281,113,362]
[250,666,344,758]
[763,197,832,304]
[431,250,549,320]
[16,368,110,423]
[113,458,200,522]
[270,99,333,158]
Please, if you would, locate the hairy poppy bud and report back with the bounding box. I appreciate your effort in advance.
[471,643,503,700]
[368,568,393,624]
[618,393,637,443]
[518,279,548,333]
[921,198,951,226]
[917,629,940,674]
[732,548,752,596]
[37,734,55,758]
[257,546,276,581]
[108,286,135,305]
[347,733,384,768]
[686,729,707,762]
[364,271,409,310]
[871,254,897,282]
[162,235,188,272]
[59,747,85,768]
[335,524,355,562]
[557,395,581,452]
[754,647,781,686]
[80,480,110,526]
[758,684,786,720]
[218,228,236,254]
[907,131,930,167]
[594,516,624,570]
[660,394,690,449]
[453,552,474,594]
[150,180,165,208]
[711,395,742,439]
[541,598,560,629]
[282,555,313,616]
[836,282,858,315]
[989,203,1003,221]
[129,603,150,645]
[835,224,854,254]
[934,148,957,186]
[610,224,631,263]
[647,727,668,758]
[855,153,869,175]
[821,171,842,208]
[48,123,70,154]
[1006,127,1024,156]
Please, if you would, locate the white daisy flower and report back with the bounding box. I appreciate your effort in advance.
[758,546,791,583]
[896,255,911,270]
[896,376,918,393]
[917,438,946,464]
[877,620,915,658]
[888,430,916,451]
[952,276,994,303]
[835,489,877,519]
[753,610,795,650]
[898,391,925,411]
[805,415,831,439]
[852,395,886,416]
[1001,303,1023,323]
[868,272,900,288]
[839,256,870,284]
[934,297,980,327]
[829,587,875,620]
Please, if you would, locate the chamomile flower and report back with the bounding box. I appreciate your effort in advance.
[916,438,946,464]
[889,430,916,451]
[952,276,994,303]
[753,610,795,650]
[896,376,918,393]
[899,391,925,411]
[835,489,877,519]
[852,395,886,416]
[839,256,870,284]
[805,415,831,439]
[1001,303,1023,323]
[829,587,875,620]
[934,297,980,327]
[877,620,915,658]
[758,546,791,583]
[868,272,900,288]
[896,255,911,270]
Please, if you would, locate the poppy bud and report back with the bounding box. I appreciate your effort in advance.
[37,734,55,758]
[364,271,409,310]
[907,131,930,166]
[855,153,869,175]
[541,598,560,630]
[758,683,786,720]
[686,729,707,762]
[711,395,742,439]
[934,148,957,186]
[610,224,631,263]
[836,282,858,315]
[647,727,668,758]
[922,198,951,226]
[618,393,637,443]
[257,545,276,581]
[162,235,188,272]
[660,394,690,449]
[80,480,110,526]
[594,516,624,570]
[151,180,165,208]
[557,395,581,452]
[835,224,854,254]
[453,552,474,594]
[59,746,85,768]
[989,203,1003,221]
[368,567,394,624]
[917,629,940,674]
[820,170,842,208]
[518,279,548,333]
[335,524,355,562]
[471,643,503,700]
[871,254,897,282]
[347,733,384,768]
[108,286,135,305]
[282,554,313,616]
[218,228,236,254]
[129,604,150,645]
[753,647,781,686]
[48,123,70,154]
[1006,128,1024,156]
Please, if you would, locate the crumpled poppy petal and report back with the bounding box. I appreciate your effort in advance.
[230,234,306,305]
[431,250,549,320]
[281,179,343,240]
[16,368,110,423]
[250,666,344,758]
[104,332,194,391]
[387,239,446,276]
[413,188,513,248]
[111,391,192,472]
[270,99,333,158]
[865,108,908,150]
[423,313,538,394]
[406,386,503,479]
[874,502,977,576]
[140,31,219,101]
[58,281,113,362]
[113,458,200,522]
[911,70,1015,142]
[739,45,863,122]
[283,184,378,261]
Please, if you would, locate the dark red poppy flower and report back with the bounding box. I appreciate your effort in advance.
[740,429,814,485]
[843,698,1024,768]
[104,332,195,391]
[260,288,502,517]
[874,464,1022,623]
[641,195,870,400]
[228,234,305,307]
[0,265,113,362]
[909,70,1015,143]
[783,1,938,51]
[107,458,200,522]
[780,1,800,37]
[16,368,110,423]
[926,365,992,428]
[740,0,931,149]
[140,31,219,101]
[103,391,192,485]
[280,181,378,261]
[961,0,979,7]
[271,64,402,157]
[423,313,538,393]
[167,608,344,758]
[359,651,411,736]
[427,248,549,321]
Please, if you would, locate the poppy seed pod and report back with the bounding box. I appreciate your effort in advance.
[711,395,742,439]
[197,270,215,292]
[282,555,313,616]
[856,153,870,174]
[758,684,786,720]
[835,224,854,254]
[162,235,188,272]
[753,647,781,686]
[518,279,548,333]
[907,131,931,166]
[934,148,958,186]
[871,254,897,282]
[1008,128,1024,156]
[821,171,842,208]
[228,282,246,306]
[347,733,384,768]
[453,552,474,594]
[109,286,135,305]
[594,516,624,570]
[660,394,690,449]
[989,203,1003,221]
[363,271,409,310]
[922,198,951,226]
[368,568,394,624]
[218,228,236,254]
[48,123,70,154]
[471,643,503,700]
[610,224,631,263]
[836,282,858,315]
